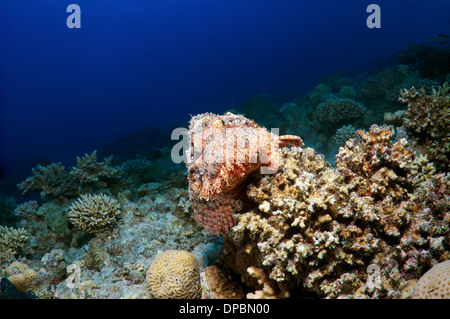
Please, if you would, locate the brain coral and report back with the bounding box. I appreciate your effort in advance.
[413,260,450,299]
[219,124,449,298]
[68,193,121,234]
[145,250,201,299]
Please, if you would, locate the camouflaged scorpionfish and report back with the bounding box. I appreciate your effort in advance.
[186,112,302,236]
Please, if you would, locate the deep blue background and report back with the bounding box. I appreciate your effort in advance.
[1,0,449,179]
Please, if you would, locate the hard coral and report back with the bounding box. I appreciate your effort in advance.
[220,124,449,298]
[17,151,123,199]
[413,260,450,299]
[17,163,76,198]
[145,250,201,299]
[70,150,122,190]
[316,97,366,124]
[0,226,29,265]
[399,83,450,171]
[68,193,121,234]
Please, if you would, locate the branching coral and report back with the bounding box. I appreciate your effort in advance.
[17,163,76,198]
[399,83,450,171]
[316,97,366,124]
[13,201,39,218]
[219,124,449,298]
[70,150,122,190]
[68,193,121,234]
[17,151,123,199]
[333,125,356,147]
[0,226,29,264]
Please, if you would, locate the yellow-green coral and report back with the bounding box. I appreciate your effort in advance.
[145,250,201,299]
[68,193,121,234]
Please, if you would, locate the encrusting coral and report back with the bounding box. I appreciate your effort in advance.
[68,193,121,234]
[145,250,202,299]
[219,124,449,298]
[412,260,450,299]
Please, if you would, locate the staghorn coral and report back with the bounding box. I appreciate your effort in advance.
[399,83,450,171]
[219,124,449,298]
[315,97,366,124]
[68,193,121,234]
[145,250,201,299]
[413,260,450,299]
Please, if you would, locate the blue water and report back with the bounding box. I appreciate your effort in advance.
[0,0,449,180]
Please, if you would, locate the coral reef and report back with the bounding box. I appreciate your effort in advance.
[219,124,449,298]
[399,83,450,171]
[145,250,202,299]
[68,194,121,234]
[413,260,450,299]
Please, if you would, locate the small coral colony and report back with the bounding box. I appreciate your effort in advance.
[1,43,449,299]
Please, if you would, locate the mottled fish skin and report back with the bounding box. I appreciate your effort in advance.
[186,112,302,235]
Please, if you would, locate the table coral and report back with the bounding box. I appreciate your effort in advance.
[413,260,450,299]
[219,124,449,298]
[145,250,201,299]
[68,193,121,234]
